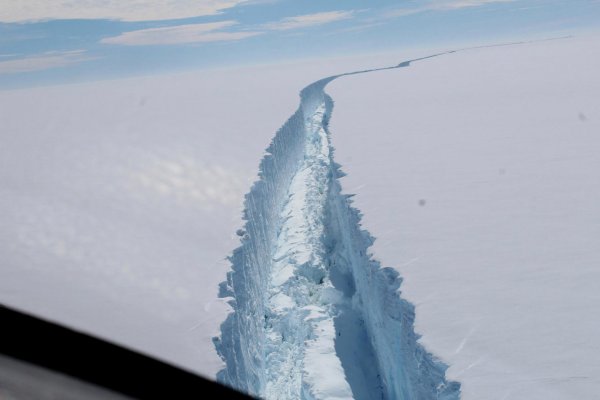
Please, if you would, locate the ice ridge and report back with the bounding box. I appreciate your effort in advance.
[214,56,461,399]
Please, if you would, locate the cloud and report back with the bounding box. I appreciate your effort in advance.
[330,22,387,35]
[98,9,357,46]
[100,21,261,46]
[239,0,281,5]
[0,50,94,74]
[441,0,517,9]
[385,0,517,18]
[262,10,355,31]
[0,0,249,23]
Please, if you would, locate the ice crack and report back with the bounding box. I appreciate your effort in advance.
[214,54,463,400]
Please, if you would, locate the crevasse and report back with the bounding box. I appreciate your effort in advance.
[214,57,461,400]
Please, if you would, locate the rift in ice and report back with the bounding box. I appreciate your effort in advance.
[213,57,461,400]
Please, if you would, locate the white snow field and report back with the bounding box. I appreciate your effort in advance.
[0,60,356,374]
[1,32,598,400]
[0,52,430,379]
[327,35,600,399]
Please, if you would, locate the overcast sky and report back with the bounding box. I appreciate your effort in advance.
[1,0,599,88]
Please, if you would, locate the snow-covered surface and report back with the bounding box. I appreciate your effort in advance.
[2,31,598,399]
[0,52,423,378]
[327,35,600,399]
[0,59,366,376]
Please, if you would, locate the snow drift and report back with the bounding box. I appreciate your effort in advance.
[214,60,460,399]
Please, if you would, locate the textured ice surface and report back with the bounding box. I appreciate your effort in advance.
[215,58,461,399]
